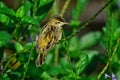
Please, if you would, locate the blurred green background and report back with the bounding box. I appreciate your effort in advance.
[0,0,120,80]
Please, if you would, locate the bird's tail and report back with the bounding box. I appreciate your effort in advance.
[35,52,46,67]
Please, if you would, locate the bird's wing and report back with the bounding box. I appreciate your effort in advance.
[37,25,55,50]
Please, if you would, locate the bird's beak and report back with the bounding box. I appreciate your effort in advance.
[63,22,69,25]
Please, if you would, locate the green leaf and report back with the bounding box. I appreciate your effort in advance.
[24,1,32,15]
[37,13,47,22]
[60,58,72,73]
[72,0,88,20]
[14,42,23,52]
[16,1,32,17]
[76,54,89,74]
[21,16,39,26]
[70,0,88,28]
[67,72,76,79]
[80,50,99,63]
[75,50,98,75]
[27,63,43,78]
[70,19,80,28]
[16,6,25,17]
[2,73,11,80]
[116,70,120,80]
[45,53,53,65]
[113,27,120,40]
[35,0,54,22]
[68,36,81,58]
[0,7,15,17]
[24,42,36,49]
[41,71,51,79]
[79,31,102,50]
[39,0,53,7]
[18,55,25,62]
[49,67,61,76]
[10,71,22,77]
[0,2,7,8]
[0,31,12,48]
[36,0,54,16]
[0,13,10,25]
[69,36,79,52]
[67,72,81,79]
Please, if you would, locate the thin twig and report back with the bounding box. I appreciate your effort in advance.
[61,0,113,41]
[22,43,34,80]
[54,0,71,66]
[97,38,120,80]
[62,29,73,72]
[0,48,30,67]
[54,44,59,66]
[60,0,71,17]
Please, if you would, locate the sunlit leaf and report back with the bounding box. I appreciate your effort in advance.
[113,27,120,40]
[0,31,12,48]
[39,0,53,7]
[66,72,81,79]
[16,1,32,17]
[16,6,25,17]
[21,16,39,26]
[0,7,15,17]
[14,42,23,52]
[0,13,10,25]
[76,54,89,74]
[70,19,80,28]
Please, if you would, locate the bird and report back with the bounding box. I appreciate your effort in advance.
[35,15,68,67]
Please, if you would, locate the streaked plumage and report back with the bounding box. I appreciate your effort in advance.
[36,15,68,67]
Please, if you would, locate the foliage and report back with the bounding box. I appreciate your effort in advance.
[0,0,119,80]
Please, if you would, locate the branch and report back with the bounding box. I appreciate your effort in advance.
[22,43,34,80]
[61,0,113,41]
[97,38,120,80]
[60,0,71,17]
[0,48,30,67]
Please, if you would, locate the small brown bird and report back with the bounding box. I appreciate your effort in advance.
[36,15,68,67]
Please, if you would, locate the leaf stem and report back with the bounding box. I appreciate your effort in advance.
[60,0,71,17]
[62,29,73,72]
[22,43,34,80]
[54,44,59,66]
[61,0,113,41]
[97,38,120,80]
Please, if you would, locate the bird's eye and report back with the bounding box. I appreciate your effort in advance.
[57,22,60,23]
[55,22,60,24]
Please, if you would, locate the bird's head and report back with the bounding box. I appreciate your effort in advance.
[48,15,68,27]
